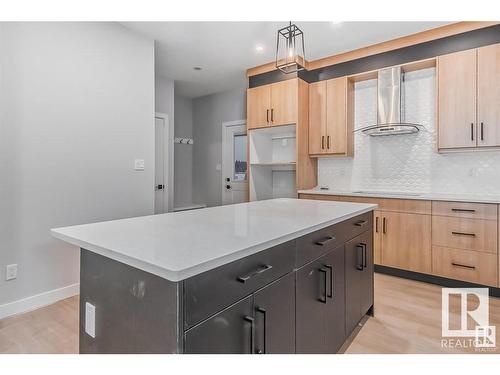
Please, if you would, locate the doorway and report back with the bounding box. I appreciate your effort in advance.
[221,120,248,205]
[155,113,173,214]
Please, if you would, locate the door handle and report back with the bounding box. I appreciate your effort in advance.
[481,122,484,141]
[451,262,476,270]
[451,208,475,213]
[321,136,325,150]
[237,264,273,283]
[266,109,269,123]
[375,217,379,233]
[244,316,255,354]
[256,308,266,354]
[315,236,335,246]
[356,244,364,270]
[318,268,328,304]
[354,220,368,227]
[325,265,333,299]
[451,231,476,237]
[361,243,367,268]
[383,217,387,234]
[270,108,274,122]
[327,135,330,149]
[471,123,474,141]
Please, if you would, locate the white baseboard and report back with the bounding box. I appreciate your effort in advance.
[0,283,79,320]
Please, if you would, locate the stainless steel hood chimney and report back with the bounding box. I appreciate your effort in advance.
[358,66,422,136]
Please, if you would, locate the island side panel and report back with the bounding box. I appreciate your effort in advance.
[79,249,182,353]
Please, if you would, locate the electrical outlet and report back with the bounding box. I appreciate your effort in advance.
[5,264,17,281]
[134,159,145,171]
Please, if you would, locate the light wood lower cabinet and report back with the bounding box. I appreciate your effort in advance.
[432,246,498,287]
[379,211,432,273]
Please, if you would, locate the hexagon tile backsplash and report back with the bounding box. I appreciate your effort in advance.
[318,68,500,195]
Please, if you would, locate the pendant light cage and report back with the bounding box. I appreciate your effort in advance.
[276,22,306,74]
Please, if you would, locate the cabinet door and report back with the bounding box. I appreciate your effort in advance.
[326,77,347,154]
[324,247,346,353]
[477,43,500,147]
[438,49,477,149]
[184,295,253,354]
[296,247,345,353]
[270,79,297,126]
[309,81,327,155]
[253,273,295,354]
[295,255,328,353]
[345,232,373,335]
[380,211,431,273]
[373,210,382,265]
[247,85,271,129]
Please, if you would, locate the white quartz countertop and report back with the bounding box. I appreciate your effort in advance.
[51,198,376,282]
[298,189,500,204]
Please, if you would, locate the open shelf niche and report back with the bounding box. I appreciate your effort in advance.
[249,124,297,201]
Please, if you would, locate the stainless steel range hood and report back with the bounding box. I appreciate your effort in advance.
[358,66,422,136]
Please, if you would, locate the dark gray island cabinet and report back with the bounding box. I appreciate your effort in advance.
[77,211,373,354]
[51,198,376,354]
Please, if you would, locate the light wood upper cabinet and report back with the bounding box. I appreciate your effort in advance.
[477,43,500,147]
[308,76,352,156]
[247,84,271,129]
[247,79,298,130]
[438,49,477,149]
[308,81,327,155]
[270,79,298,126]
[380,211,432,274]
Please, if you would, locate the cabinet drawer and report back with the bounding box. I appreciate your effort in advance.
[432,246,498,287]
[296,212,372,267]
[432,201,498,220]
[432,216,497,253]
[184,240,295,329]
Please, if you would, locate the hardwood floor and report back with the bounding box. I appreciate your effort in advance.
[0,274,499,354]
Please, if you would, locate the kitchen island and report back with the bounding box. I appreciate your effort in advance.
[51,198,376,354]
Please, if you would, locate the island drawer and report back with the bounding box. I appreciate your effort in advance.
[296,212,372,267]
[183,240,295,329]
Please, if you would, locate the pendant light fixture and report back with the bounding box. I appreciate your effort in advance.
[275,21,305,74]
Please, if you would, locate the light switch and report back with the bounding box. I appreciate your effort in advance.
[134,159,145,171]
[85,302,96,338]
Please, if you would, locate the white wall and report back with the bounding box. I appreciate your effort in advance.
[318,68,500,195]
[0,22,155,308]
[192,86,246,207]
[174,93,194,208]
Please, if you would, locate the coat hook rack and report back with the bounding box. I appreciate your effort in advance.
[174,137,194,145]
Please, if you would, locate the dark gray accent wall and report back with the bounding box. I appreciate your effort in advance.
[249,24,500,87]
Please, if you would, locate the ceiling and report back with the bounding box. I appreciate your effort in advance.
[121,22,451,99]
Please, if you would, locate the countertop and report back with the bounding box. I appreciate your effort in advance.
[298,189,500,204]
[51,198,377,282]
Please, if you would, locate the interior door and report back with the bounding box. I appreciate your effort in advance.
[253,273,295,354]
[184,295,253,354]
[247,85,270,129]
[380,211,431,273]
[438,49,477,149]
[477,43,500,147]
[270,79,297,126]
[326,77,347,154]
[154,116,168,213]
[308,81,327,155]
[222,123,248,205]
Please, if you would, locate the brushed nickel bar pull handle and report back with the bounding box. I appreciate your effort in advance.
[451,231,476,237]
[451,208,476,213]
[451,262,476,270]
[471,123,474,141]
[237,264,273,283]
[481,122,484,141]
[315,236,335,246]
[354,220,368,227]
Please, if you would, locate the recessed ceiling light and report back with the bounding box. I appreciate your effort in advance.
[193,66,202,71]
[255,44,264,54]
